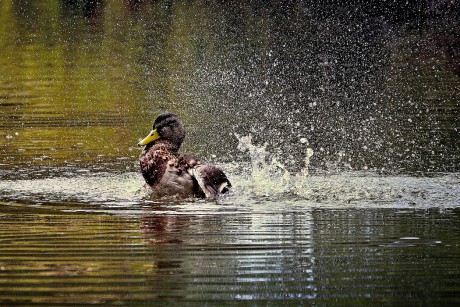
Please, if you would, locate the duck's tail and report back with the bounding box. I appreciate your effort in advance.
[188,164,232,199]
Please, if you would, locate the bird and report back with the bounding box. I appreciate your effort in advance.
[138,112,231,199]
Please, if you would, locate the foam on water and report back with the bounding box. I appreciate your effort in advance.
[0,136,458,212]
[229,135,459,209]
[0,172,147,206]
[0,170,458,213]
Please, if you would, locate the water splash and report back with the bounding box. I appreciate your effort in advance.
[230,134,459,208]
[0,135,458,211]
[235,134,314,196]
[295,147,315,192]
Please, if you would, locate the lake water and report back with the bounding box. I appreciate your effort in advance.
[1,1,459,305]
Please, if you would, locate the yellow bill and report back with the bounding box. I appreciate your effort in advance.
[138,129,160,146]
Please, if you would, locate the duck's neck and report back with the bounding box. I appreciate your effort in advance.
[148,139,181,154]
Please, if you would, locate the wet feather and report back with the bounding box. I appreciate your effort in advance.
[139,113,231,199]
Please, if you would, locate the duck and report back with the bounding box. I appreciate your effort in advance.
[138,112,231,199]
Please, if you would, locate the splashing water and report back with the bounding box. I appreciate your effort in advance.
[230,134,459,208]
[295,147,315,192]
[0,135,458,211]
[235,134,314,196]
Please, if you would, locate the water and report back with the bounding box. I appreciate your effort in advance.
[0,170,459,304]
[1,185,460,305]
[1,1,460,305]
[1,165,459,304]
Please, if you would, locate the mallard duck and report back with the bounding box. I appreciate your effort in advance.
[138,112,231,199]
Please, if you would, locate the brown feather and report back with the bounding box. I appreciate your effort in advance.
[139,113,231,199]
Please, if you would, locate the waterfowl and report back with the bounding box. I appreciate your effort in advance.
[138,112,231,199]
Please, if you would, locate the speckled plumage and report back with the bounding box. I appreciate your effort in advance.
[138,113,231,199]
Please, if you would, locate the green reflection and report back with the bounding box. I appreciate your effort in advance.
[0,1,459,173]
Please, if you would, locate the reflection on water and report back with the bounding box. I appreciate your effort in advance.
[0,168,458,303]
[0,199,459,304]
[0,0,459,172]
[1,0,460,304]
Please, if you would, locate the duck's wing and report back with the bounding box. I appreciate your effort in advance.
[153,161,201,198]
[187,164,232,199]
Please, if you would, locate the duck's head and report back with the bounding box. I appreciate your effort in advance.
[138,112,185,150]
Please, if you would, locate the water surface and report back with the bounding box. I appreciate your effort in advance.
[1,1,459,305]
